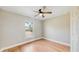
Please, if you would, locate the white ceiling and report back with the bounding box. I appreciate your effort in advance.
[0,6,73,20]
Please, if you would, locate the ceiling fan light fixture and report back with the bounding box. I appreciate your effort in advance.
[34,6,52,18]
[39,13,42,16]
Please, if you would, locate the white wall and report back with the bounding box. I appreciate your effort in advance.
[0,11,2,48]
[71,7,79,52]
[43,13,70,44]
[0,10,27,49]
[33,19,43,38]
[0,10,42,49]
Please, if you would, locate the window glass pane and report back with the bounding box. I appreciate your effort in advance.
[25,20,33,37]
[25,21,32,32]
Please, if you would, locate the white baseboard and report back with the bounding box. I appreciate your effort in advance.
[0,37,42,52]
[44,38,70,46]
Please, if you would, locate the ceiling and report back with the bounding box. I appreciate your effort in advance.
[0,6,73,20]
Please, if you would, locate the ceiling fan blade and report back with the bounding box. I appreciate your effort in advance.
[43,12,52,14]
[33,10,39,13]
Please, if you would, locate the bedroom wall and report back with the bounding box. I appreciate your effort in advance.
[33,19,43,38]
[0,11,2,48]
[0,9,42,49]
[43,13,70,45]
[71,7,79,52]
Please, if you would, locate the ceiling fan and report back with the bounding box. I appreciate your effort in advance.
[34,6,52,18]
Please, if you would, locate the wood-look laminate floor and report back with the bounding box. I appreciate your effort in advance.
[4,39,70,52]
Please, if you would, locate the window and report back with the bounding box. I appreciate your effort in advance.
[25,21,33,36]
[25,21,32,32]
